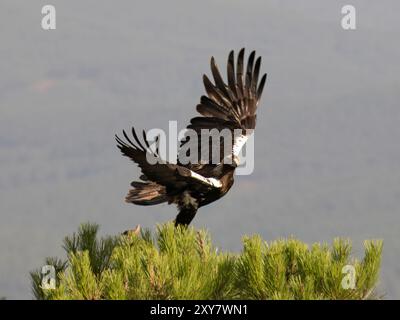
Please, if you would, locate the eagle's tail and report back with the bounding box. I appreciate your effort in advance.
[125,181,167,205]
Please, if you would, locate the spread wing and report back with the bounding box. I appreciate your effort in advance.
[178,48,267,168]
[198,48,267,130]
[116,128,185,189]
[116,128,223,192]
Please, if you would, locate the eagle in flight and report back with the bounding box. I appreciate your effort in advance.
[116,49,267,226]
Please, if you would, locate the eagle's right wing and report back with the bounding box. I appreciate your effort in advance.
[178,49,267,168]
[197,48,267,131]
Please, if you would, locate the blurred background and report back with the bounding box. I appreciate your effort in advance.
[0,0,399,299]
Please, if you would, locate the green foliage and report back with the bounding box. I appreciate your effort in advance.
[31,222,383,300]
[62,223,120,276]
[30,257,68,300]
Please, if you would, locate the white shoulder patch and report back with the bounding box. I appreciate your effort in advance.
[189,170,222,188]
[206,177,223,188]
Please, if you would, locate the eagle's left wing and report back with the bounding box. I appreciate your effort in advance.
[116,128,222,191]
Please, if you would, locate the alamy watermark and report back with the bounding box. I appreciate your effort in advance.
[41,5,56,30]
[41,265,56,290]
[341,265,356,290]
[41,5,357,31]
[142,121,255,175]
[341,5,356,30]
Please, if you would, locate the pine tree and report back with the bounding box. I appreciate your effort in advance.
[31,222,383,300]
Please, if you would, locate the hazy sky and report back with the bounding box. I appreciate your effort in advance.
[1,1,399,299]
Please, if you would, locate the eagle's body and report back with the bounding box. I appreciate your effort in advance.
[170,164,235,225]
[116,49,267,226]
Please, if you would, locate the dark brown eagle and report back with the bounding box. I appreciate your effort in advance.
[116,49,267,226]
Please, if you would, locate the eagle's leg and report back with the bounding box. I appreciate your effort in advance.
[174,191,198,227]
[174,205,198,227]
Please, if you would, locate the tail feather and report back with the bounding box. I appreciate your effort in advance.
[125,181,167,205]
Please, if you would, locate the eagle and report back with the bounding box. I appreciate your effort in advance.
[116,49,267,226]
